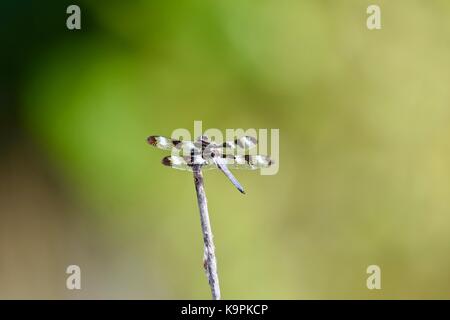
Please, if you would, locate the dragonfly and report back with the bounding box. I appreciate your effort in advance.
[147,135,273,194]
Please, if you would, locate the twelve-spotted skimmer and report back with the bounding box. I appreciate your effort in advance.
[147,135,273,194]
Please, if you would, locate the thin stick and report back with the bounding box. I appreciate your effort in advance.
[193,165,221,300]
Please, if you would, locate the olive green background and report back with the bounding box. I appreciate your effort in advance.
[1,1,450,298]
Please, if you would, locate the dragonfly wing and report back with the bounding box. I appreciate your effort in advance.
[161,155,193,171]
[148,136,199,152]
[224,155,273,170]
[223,136,258,150]
[148,136,181,150]
[161,155,217,171]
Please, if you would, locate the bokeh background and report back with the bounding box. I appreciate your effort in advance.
[1,0,450,299]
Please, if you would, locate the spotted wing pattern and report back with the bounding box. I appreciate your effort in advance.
[222,155,273,170]
[147,136,198,152]
[222,136,258,150]
[148,134,273,194]
[161,154,273,171]
[161,155,216,171]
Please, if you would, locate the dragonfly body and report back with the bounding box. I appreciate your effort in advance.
[147,135,273,193]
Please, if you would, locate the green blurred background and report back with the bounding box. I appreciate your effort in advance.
[1,0,450,299]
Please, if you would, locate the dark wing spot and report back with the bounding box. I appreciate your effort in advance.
[172,140,181,147]
[161,156,172,167]
[244,155,251,162]
[147,136,157,146]
[201,140,210,149]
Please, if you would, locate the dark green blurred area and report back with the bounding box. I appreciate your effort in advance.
[1,0,450,299]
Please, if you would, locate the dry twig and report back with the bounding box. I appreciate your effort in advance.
[193,165,221,300]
